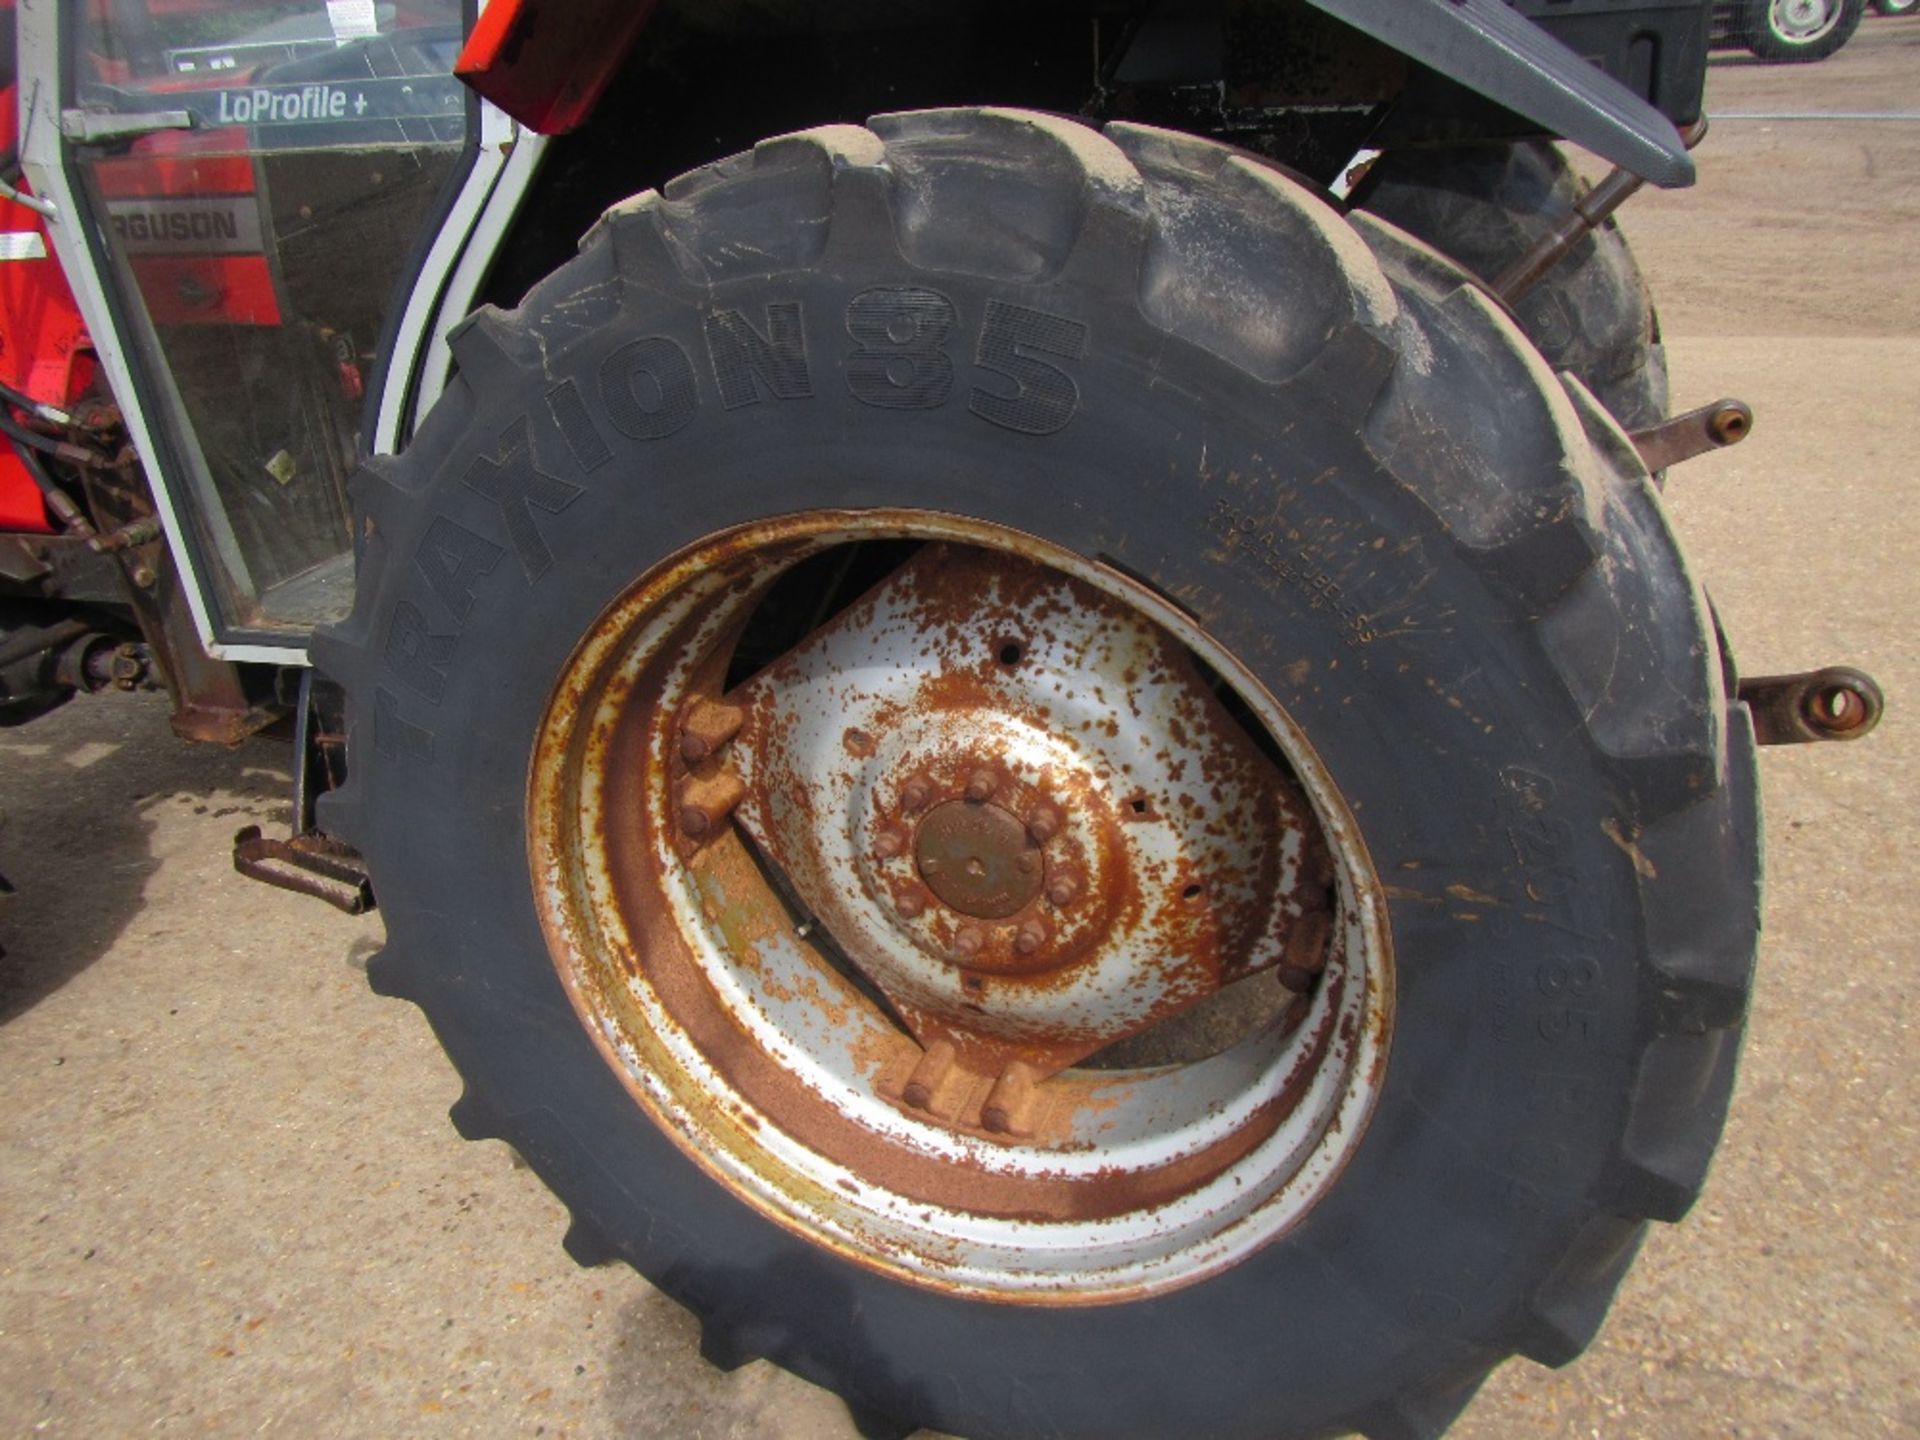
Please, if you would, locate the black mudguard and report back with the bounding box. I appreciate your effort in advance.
[1306,0,1696,185]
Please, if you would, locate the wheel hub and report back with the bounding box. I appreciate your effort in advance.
[724,542,1332,1085]
[912,800,1042,922]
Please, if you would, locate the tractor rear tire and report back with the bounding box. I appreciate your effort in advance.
[315,110,1760,1440]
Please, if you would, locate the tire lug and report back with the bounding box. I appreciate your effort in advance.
[1026,804,1062,843]
[895,888,928,920]
[677,771,745,838]
[902,1040,955,1111]
[1045,871,1080,907]
[678,699,744,764]
[965,768,998,803]
[901,779,932,813]
[953,926,986,960]
[873,827,909,859]
[1014,919,1049,955]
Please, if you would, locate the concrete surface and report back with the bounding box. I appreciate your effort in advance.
[3,22,1917,1440]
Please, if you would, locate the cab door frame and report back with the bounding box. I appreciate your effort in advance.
[15,0,542,665]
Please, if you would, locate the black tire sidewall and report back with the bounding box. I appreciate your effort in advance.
[353,258,1657,1437]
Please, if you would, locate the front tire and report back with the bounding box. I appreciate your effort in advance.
[316,110,1760,1440]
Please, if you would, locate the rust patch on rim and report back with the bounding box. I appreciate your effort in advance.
[528,510,1395,1303]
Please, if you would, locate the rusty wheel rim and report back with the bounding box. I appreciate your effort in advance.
[530,512,1393,1302]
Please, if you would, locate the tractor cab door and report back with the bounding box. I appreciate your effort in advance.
[20,0,534,656]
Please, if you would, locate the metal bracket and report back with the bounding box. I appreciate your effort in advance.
[1630,399,1754,473]
[233,826,375,916]
[1739,667,1885,746]
[230,670,372,914]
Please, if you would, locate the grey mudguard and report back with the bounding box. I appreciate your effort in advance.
[1307,0,1696,187]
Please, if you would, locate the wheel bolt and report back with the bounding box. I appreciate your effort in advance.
[1276,965,1317,994]
[1045,872,1080,907]
[1014,920,1048,955]
[954,926,986,959]
[982,1060,1038,1136]
[965,768,998,803]
[903,1040,955,1111]
[1283,909,1333,976]
[677,771,745,838]
[678,699,745,764]
[902,779,932,812]
[895,889,927,919]
[1027,804,1062,843]
[873,827,909,859]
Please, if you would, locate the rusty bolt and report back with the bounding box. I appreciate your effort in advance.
[1026,804,1062,843]
[1283,910,1334,976]
[902,1040,956,1111]
[954,926,986,960]
[895,888,928,920]
[873,827,909,860]
[130,563,157,590]
[901,779,932,813]
[1014,919,1049,956]
[982,1060,1039,1136]
[677,771,745,839]
[1045,872,1081,907]
[679,699,745,764]
[965,768,998,803]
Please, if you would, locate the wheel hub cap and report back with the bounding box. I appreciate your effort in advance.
[913,801,1041,922]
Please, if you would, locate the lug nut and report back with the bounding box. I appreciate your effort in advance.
[1026,804,1062,843]
[1283,910,1333,975]
[1014,920,1048,956]
[873,827,909,859]
[901,779,932,812]
[1276,965,1317,994]
[895,888,928,919]
[965,768,998,803]
[679,699,745,763]
[954,926,986,960]
[1045,872,1081,907]
[902,1040,956,1111]
[677,771,745,838]
[982,1060,1039,1136]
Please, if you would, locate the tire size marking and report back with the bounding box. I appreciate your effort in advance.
[1203,498,1377,647]
[1484,766,1605,1051]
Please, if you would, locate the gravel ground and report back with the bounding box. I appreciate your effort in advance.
[2,21,1916,1440]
